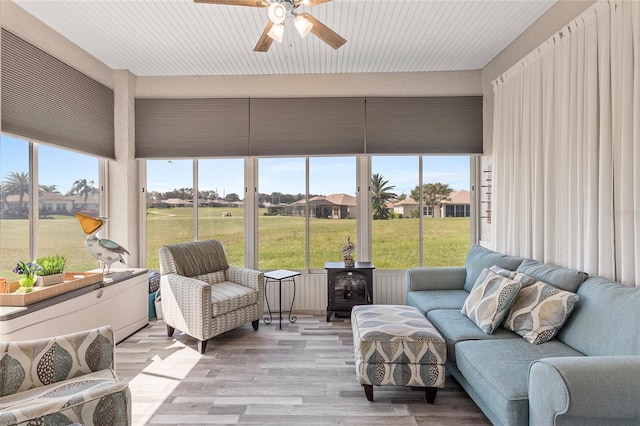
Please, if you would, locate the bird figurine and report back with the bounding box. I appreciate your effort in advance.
[75,212,130,274]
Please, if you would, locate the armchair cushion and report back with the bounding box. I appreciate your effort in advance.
[211,282,259,317]
[165,239,228,277]
[195,270,227,286]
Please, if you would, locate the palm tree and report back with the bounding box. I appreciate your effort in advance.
[370,173,397,220]
[0,182,9,213]
[4,172,30,212]
[69,178,96,207]
[39,184,59,194]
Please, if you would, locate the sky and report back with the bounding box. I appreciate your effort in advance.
[2,134,471,198]
[1,135,99,194]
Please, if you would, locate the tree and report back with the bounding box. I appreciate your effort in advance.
[0,182,9,212]
[410,182,453,217]
[162,187,193,200]
[39,184,59,194]
[370,173,397,220]
[68,178,97,206]
[225,193,240,202]
[4,172,30,212]
[198,190,218,200]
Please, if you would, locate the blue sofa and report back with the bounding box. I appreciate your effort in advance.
[406,245,640,426]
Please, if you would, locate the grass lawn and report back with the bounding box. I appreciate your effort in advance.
[0,215,105,278]
[148,207,470,270]
[2,207,470,277]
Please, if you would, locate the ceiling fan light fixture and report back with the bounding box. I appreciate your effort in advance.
[267,3,286,24]
[294,14,313,38]
[267,22,285,42]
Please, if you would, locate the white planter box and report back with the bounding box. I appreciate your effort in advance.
[36,273,65,287]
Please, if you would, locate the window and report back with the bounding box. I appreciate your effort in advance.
[258,158,306,270]
[256,157,357,270]
[371,156,420,269]
[309,157,356,269]
[143,155,475,271]
[38,144,101,271]
[0,135,103,278]
[424,206,434,217]
[422,156,471,266]
[0,135,30,279]
[146,159,194,270]
[197,159,244,265]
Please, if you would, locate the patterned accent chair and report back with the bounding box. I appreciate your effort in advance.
[159,239,264,353]
[0,326,131,425]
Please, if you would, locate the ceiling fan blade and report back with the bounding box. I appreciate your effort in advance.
[254,21,274,52]
[301,13,346,50]
[194,0,268,7]
[301,0,333,6]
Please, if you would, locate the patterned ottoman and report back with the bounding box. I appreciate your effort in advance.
[351,304,446,403]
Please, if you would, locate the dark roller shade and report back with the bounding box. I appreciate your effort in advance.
[135,98,249,158]
[249,98,365,156]
[365,97,483,154]
[1,29,114,158]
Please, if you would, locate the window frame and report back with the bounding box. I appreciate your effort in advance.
[0,133,105,269]
[142,155,478,271]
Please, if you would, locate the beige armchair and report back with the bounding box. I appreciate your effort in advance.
[159,239,264,353]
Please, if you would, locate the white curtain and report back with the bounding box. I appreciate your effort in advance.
[493,0,640,286]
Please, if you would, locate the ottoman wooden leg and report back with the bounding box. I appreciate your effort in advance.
[363,384,374,402]
[425,387,437,404]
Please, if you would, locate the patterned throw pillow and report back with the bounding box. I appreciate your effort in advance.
[461,269,522,334]
[470,265,517,291]
[503,273,580,345]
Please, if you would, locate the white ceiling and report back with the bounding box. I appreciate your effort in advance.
[12,0,556,77]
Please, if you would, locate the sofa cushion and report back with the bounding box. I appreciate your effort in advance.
[461,270,521,334]
[455,339,585,426]
[427,309,518,362]
[210,282,258,317]
[503,273,579,344]
[515,258,587,293]
[464,245,523,292]
[558,277,640,356]
[406,289,469,315]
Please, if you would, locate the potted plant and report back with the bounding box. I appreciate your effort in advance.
[35,255,67,286]
[13,260,42,293]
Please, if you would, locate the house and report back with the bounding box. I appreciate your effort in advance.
[162,198,193,208]
[392,190,471,218]
[1,192,80,215]
[284,193,357,219]
[41,192,76,214]
[393,197,418,218]
[439,190,471,218]
[68,193,100,215]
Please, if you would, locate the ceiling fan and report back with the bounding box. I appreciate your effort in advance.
[194,0,347,52]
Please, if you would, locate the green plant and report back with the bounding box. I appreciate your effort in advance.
[36,255,67,276]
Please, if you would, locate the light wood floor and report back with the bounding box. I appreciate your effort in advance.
[116,314,491,425]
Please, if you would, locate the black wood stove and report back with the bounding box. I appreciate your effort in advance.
[325,262,374,321]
